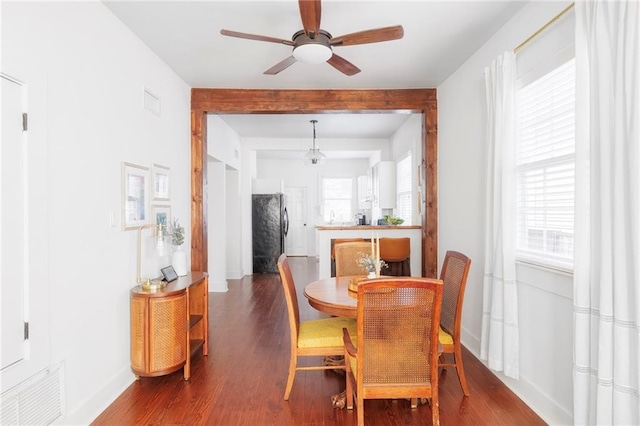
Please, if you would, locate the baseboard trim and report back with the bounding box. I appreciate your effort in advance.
[53,367,134,425]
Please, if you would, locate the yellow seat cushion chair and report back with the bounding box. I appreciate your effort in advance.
[277,254,356,401]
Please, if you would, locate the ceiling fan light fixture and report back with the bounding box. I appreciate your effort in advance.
[293,43,332,64]
[303,120,326,166]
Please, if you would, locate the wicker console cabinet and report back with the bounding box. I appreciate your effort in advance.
[130,271,208,380]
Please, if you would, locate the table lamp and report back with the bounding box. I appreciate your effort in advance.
[136,223,167,288]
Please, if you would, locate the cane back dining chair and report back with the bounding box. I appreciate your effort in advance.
[438,250,472,396]
[331,238,365,277]
[334,241,372,279]
[342,277,444,426]
[276,254,357,400]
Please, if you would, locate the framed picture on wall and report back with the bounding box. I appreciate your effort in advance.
[151,205,171,231]
[122,162,150,230]
[152,164,170,201]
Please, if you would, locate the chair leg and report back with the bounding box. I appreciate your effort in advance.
[357,394,365,426]
[454,344,470,397]
[439,353,448,377]
[283,355,297,400]
[431,392,440,426]
[345,364,354,410]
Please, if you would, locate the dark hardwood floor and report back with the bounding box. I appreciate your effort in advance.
[93,257,546,425]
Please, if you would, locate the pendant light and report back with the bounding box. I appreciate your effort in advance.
[302,119,326,166]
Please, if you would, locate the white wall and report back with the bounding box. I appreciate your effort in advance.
[208,115,241,169]
[437,2,574,424]
[225,168,242,279]
[3,2,190,424]
[390,114,423,225]
[207,115,243,286]
[208,159,227,291]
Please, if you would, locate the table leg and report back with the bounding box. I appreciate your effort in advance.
[324,355,347,409]
[332,390,347,409]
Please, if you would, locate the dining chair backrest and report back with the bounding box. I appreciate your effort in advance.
[343,277,444,425]
[335,241,372,278]
[331,238,366,277]
[439,250,472,338]
[379,237,411,276]
[357,278,442,384]
[331,238,365,259]
[379,237,410,261]
[438,250,472,397]
[277,254,301,339]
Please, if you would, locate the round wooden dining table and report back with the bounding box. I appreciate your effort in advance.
[303,276,358,318]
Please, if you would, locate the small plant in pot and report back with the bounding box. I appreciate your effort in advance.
[357,254,388,277]
[383,214,405,225]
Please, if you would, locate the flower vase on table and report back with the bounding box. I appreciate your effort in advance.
[348,254,388,292]
[357,254,388,279]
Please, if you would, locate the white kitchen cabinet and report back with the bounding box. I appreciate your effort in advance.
[357,175,372,209]
[372,161,396,209]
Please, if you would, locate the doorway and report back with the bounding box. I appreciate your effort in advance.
[1,74,27,374]
[190,88,439,278]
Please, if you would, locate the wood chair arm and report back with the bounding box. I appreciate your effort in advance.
[342,327,357,357]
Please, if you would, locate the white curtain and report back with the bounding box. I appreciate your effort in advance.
[574,1,640,424]
[480,51,519,380]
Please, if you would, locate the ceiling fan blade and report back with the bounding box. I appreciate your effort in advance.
[327,53,360,76]
[298,0,321,38]
[220,29,294,46]
[264,56,298,75]
[330,25,404,46]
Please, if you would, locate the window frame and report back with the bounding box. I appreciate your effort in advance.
[321,176,354,224]
[515,57,575,273]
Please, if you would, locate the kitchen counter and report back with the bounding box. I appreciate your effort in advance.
[316,225,422,279]
[316,225,421,231]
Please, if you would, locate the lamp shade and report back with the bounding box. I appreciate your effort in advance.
[303,149,326,165]
[293,44,332,64]
[303,119,326,166]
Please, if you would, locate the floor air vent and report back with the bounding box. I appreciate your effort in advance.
[1,363,64,425]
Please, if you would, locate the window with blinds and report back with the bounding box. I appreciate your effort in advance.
[516,58,575,270]
[396,154,412,223]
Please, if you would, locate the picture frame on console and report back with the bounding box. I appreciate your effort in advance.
[122,162,150,230]
[152,163,170,201]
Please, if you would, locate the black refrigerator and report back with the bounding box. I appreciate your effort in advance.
[252,193,289,273]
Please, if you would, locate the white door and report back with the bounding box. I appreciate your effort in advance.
[284,187,308,256]
[1,72,50,393]
[1,75,27,371]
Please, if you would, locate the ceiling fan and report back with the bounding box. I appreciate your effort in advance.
[220,0,404,76]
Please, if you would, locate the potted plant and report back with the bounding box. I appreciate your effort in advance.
[383,214,405,225]
[168,218,185,247]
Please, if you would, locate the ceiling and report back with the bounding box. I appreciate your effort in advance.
[103,0,527,158]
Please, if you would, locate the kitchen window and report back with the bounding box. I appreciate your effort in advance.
[322,177,353,224]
